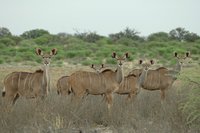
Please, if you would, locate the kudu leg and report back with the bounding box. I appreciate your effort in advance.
[126,92,136,102]
[161,90,165,100]
[105,93,113,112]
[4,92,17,105]
[12,93,20,105]
[70,91,85,104]
[2,92,17,112]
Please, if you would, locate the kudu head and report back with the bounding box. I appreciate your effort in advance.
[91,64,105,73]
[174,51,191,66]
[139,59,154,71]
[112,52,129,67]
[35,48,57,66]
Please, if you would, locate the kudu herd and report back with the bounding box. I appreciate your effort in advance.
[1,48,191,111]
[63,52,129,110]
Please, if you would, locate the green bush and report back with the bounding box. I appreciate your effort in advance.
[34,34,52,45]
[0,58,4,64]
[65,51,77,58]
[106,58,116,64]
[82,59,101,66]
[0,37,15,46]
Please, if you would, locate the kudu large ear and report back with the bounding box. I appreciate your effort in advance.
[91,64,95,68]
[112,52,117,58]
[139,60,143,64]
[50,48,57,56]
[185,51,190,57]
[124,52,129,59]
[174,52,178,57]
[101,64,104,68]
[35,48,43,56]
[150,60,154,65]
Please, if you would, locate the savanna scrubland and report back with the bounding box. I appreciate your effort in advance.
[0,27,199,133]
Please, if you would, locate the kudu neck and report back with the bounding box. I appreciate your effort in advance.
[173,60,182,75]
[116,65,123,83]
[138,69,148,86]
[42,64,50,94]
[42,65,49,73]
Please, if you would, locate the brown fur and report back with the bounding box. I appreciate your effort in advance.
[35,69,43,73]
[3,71,45,104]
[57,76,71,96]
[114,68,142,101]
[116,74,138,100]
[68,70,119,110]
[129,69,142,77]
[139,67,176,100]
[142,67,174,90]
[57,53,128,110]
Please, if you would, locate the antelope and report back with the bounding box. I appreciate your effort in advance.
[2,48,57,105]
[68,52,129,110]
[91,64,105,74]
[137,52,190,100]
[56,64,105,96]
[91,64,140,102]
[115,73,139,101]
[115,68,143,101]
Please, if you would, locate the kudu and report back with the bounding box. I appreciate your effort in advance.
[92,64,140,102]
[91,64,105,74]
[56,64,105,96]
[68,52,129,110]
[115,73,139,101]
[137,52,190,100]
[2,48,57,105]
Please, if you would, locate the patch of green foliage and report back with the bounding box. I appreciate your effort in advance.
[0,27,199,67]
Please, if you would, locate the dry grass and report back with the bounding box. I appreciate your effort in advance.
[0,65,199,133]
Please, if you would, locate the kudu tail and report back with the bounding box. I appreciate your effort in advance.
[57,80,61,95]
[2,87,6,97]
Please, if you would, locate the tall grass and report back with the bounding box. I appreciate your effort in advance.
[0,66,199,133]
[178,66,200,129]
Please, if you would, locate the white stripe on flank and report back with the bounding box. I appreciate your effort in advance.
[18,72,21,90]
[23,73,29,90]
[12,74,14,87]
[2,87,5,92]
[30,74,36,91]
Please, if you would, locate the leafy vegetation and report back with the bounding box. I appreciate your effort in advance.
[0,27,199,66]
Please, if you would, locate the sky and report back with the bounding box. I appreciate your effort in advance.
[0,0,199,36]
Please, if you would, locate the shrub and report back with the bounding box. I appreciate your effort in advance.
[0,58,4,64]
[74,31,103,43]
[34,34,52,45]
[0,37,15,46]
[21,29,49,39]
